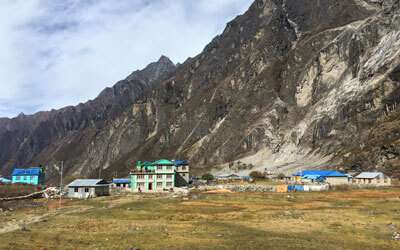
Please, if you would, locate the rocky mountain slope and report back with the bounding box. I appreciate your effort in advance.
[1,0,400,180]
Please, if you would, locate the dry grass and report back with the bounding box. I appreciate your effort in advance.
[0,188,400,249]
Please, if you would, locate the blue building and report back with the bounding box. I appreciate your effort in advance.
[11,167,45,186]
[112,178,130,189]
[293,170,349,185]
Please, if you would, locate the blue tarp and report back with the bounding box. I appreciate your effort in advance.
[12,167,42,176]
[287,185,306,192]
[294,185,304,191]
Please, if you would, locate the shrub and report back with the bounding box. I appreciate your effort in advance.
[201,173,214,181]
[249,171,265,179]
[277,173,286,179]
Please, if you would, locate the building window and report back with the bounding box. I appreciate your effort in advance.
[166,182,173,187]
[157,175,163,179]
[368,179,372,184]
[74,187,78,193]
[166,175,172,179]
[84,187,89,193]
[137,175,145,179]
[166,166,172,170]
[157,182,163,187]
[182,166,186,170]
[157,166,163,170]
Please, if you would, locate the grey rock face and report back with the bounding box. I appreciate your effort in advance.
[1,0,400,180]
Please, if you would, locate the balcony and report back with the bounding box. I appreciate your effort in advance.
[130,169,156,174]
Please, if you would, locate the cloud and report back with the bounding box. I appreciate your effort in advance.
[0,0,252,118]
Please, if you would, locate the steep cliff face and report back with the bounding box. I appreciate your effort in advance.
[0,56,176,180]
[1,0,400,180]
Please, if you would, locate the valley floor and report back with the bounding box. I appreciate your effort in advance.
[1,188,400,249]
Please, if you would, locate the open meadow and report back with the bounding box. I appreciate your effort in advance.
[1,188,400,249]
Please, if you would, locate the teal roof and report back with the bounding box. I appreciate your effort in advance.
[153,159,174,165]
[142,161,155,166]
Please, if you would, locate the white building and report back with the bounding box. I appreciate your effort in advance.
[67,179,110,199]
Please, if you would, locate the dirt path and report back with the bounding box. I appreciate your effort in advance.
[0,205,92,234]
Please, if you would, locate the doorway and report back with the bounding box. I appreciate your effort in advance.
[148,182,153,191]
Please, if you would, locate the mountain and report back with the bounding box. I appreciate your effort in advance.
[1,0,400,181]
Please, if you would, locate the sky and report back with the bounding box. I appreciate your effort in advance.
[0,0,252,118]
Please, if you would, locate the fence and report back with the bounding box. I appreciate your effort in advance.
[0,184,42,198]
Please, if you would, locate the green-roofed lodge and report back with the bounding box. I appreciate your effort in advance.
[130,159,189,192]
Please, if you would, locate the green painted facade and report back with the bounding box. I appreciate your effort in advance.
[130,160,176,192]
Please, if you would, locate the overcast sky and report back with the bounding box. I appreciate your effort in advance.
[0,0,251,118]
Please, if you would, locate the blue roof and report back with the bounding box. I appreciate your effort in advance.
[112,179,130,184]
[294,170,347,177]
[173,160,189,166]
[12,167,42,176]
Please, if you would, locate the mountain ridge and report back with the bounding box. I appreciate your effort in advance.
[1,0,400,181]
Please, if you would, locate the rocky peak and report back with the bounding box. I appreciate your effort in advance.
[1,0,400,180]
[126,55,175,84]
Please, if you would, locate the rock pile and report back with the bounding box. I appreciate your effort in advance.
[42,187,61,199]
[226,184,275,192]
[195,184,275,192]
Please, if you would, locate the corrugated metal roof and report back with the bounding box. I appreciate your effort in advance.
[153,159,174,165]
[355,172,384,179]
[67,179,109,187]
[294,170,347,177]
[12,167,42,176]
[0,177,11,183]
[173,160,189,166]
[112,179,130,184]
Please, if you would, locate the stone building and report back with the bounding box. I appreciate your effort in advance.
[173,160,190,186]
[354,172,391,186]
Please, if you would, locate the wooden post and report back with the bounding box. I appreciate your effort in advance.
[59,161,63,208]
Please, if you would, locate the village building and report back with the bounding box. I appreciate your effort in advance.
[294,170,349,185]
[11,167,45,186]
[354,172,391,186]
[0,176,11,184]
[130,160,176,192]
[272,174,292,182]
[111,178,131,190]
[173,160,190,186]
[67,179,110,199]
[216,174,252,182]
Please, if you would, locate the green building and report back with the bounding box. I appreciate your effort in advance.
[130,160,176,192]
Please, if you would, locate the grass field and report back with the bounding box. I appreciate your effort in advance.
[1,188,400,249]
